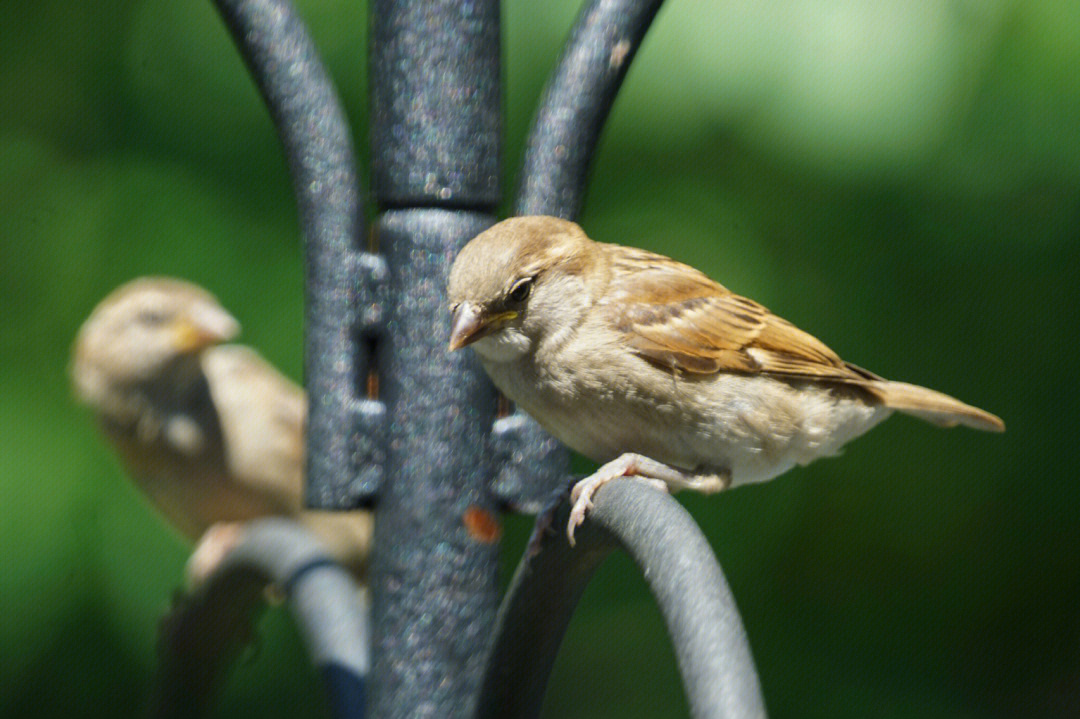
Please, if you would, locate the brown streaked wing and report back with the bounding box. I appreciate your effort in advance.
[603,245,867,381]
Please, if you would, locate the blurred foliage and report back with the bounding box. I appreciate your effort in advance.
[1,0,1077,717]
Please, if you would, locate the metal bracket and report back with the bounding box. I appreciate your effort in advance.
[347,252,391,332]
[489,413,570,514]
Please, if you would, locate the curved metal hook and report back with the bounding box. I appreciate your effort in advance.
[516,0,666,219]
[495,0,671,513]
[155,519,369,719]
[212,0,387,511]
[476,481,766,719]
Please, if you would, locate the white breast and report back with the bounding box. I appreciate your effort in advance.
[481,347,890,487]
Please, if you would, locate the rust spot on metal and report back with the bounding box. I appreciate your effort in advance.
[496,393,513,419]
[463,505,502,543]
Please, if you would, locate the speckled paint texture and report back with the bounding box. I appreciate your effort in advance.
[368,2,503,716]
[369,210,499,718]
[371,0,501,206]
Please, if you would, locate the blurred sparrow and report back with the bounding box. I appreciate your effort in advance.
[71,277,371,584]
[447,217,1004,544]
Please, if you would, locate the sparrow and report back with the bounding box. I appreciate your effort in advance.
[447,216,1004,544]
[71,277,372,584]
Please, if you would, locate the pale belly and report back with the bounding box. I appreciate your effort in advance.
[484,358,890,487]
[112,431,290,540]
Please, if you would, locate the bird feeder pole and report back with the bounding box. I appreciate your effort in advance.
[159,1,767,717]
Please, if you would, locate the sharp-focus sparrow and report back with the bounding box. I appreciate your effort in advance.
[447,217,1004,544]
[72,278,371,583]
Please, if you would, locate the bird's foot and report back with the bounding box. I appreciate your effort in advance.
[186,522,246,590]
[567,454,671,546]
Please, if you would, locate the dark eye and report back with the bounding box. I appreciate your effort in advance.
[508,277,533,303]
[137,309,168,326]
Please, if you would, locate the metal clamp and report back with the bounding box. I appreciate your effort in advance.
[489,412,570,514]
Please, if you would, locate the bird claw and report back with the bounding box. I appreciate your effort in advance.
[566,491,594,547]
[566,455,675,546]
[186,522,246,590]
[526,481,575,557]
[565,459,637,546]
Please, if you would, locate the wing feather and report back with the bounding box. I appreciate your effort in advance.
[603,245,866,382]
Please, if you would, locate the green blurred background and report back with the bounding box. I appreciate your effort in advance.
[2,1,1077,717]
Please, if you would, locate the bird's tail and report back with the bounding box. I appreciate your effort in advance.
[864,381,1005,432]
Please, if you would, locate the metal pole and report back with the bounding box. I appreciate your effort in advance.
[517,0,666,219]
[369,2,502,716]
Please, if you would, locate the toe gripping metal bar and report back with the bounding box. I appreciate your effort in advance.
[476,481,766,719]
[155,520,369,719]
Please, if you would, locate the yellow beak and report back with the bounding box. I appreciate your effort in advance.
[171,306,240,353]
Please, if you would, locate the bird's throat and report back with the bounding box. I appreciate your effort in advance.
[470,327,531,363]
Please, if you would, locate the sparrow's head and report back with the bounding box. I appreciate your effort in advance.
[72,277,240,408]
[447,216,593,362]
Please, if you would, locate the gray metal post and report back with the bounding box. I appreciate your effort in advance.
[368,2,503,717]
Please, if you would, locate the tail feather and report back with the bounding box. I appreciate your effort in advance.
[866,381,1005,433]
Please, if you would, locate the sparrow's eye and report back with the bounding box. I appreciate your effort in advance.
[508,277,533,303]
[137,309,168,326]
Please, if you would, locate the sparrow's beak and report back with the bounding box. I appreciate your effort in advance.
[449,302,486,351]
[448,302,519,351]
[172,304,241,353]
